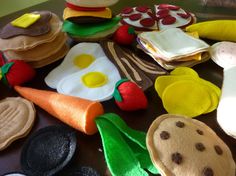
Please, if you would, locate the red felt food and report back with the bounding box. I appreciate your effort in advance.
[161,16,176,25]
[158,4,180,10]
[129,13,142,21]
[113,79,148,111]
[1,60,36,86]
[135,6,150,13]
[140,18,155,27]
[177,12,191,19]
[113,25,136,45]
[122,7,133,14]
[157,9,169,16]
[66,2,105,11]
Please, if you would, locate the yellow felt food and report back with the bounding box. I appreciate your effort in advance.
[186,20,236,42]
[11,13,41,28]
[170,66,199,77]
[73,54,95,69]
[81,71,108,88]
[162,80,211,117]
[63,7,112,20]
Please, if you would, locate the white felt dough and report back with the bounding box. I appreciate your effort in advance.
[139,28,209,61]
[217,66,236,139]
[57,58,121,102]
[44,43,107,89]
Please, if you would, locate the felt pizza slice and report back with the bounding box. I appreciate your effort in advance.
[119,6,158,31]
[154,4,196,30]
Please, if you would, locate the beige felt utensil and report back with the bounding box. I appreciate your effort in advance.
[0,97,35,151]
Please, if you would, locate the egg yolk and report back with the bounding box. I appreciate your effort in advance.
[81,72,108,88]
[73,54,95,69]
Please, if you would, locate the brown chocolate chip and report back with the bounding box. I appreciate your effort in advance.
[202,167,214,176]
[171,152,183,164]
[195,142,205,151]
[160,131,170,140]
[175,121,185,128]
[196,129,204,135]
[214,145,223,155]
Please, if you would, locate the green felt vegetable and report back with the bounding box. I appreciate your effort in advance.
[95,113,159,176]
[62,17,120,37]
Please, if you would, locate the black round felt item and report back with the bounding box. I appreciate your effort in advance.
[20,125,77,176]
[58,166,100,176]
[2,172,27,176]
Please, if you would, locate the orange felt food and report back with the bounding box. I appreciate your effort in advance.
[14,86,104,135]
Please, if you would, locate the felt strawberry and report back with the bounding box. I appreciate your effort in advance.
[0,59,36,86]
[113,79,148,111]
[113,25,136,45]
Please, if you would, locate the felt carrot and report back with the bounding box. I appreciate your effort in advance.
[14,86,104,135]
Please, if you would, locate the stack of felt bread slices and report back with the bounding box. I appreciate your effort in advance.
[62,0,120,41]
[0,11,69,68]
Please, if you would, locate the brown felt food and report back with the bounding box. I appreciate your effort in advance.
[0,11,52,39]
[0,97,35,151]
[146,114,236,176]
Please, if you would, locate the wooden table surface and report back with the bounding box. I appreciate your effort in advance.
[0,0,236,175]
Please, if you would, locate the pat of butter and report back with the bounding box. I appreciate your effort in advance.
[11,13,41,28]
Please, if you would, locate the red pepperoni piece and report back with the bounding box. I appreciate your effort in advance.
[161,16,176,25]
[140,18,155,27]
[157,9,169,16]
[177,12,191,19]
[136,6,150,13]
[122,7,133,14]
[129,13,142,21]
[157,13,171,19]
[158,4,180,11]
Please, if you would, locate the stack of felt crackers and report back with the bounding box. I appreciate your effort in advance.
[1,1,236,176]
[62,0,120,41]
[0,11,69,68]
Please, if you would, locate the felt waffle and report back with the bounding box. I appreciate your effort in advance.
[0,13,62,51]
[4,32,68,62]
[0,11,52,39]
[100,40,167,90]
[0,97,35,151]
[146,114,236,176]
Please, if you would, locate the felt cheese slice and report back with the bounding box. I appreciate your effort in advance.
[63,7,112,20]
[57,58,121,102]
[45,43,107,89]
[185,20,236,42]
[138,28,210,62]
[162,80,212,117]
[66,0,119,7]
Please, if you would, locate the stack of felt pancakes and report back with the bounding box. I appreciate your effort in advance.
[62,0,120,41]
[0,11,69,68]
[137,28,210,70]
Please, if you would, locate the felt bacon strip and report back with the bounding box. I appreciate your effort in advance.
[100,40,167,90]
[14,86,104,135]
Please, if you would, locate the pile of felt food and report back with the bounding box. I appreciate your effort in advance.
[119,4,196,32]
[62,0,120,41]
[0,11,69,68]
[137,28,210,70]
[44,42,121,102]
[154,67,221,118]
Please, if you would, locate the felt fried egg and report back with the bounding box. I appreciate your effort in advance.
[57,58,121,101]
[45,43,108,89]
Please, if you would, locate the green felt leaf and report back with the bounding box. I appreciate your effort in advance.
[1,62,14,85]
[95,113,159,175]
[113,78,129,102]
[62,17,120,37]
